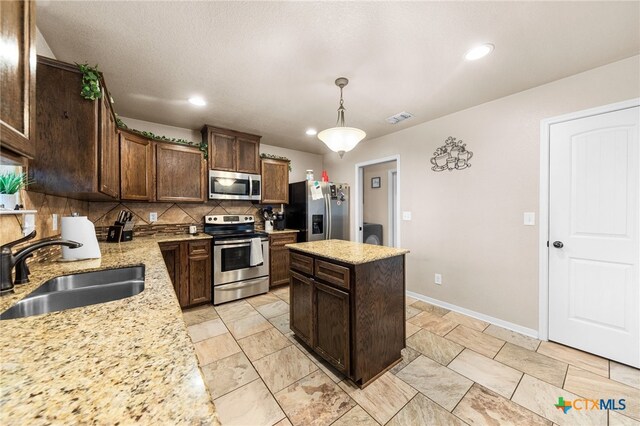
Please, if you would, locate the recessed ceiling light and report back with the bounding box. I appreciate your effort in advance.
[465,43,494,61]
[188,96,206,106]
[305,128,317,136]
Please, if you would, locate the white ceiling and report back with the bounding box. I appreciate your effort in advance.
[37,1,639,154]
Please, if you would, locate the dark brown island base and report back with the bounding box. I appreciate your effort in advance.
[285,240,410,388]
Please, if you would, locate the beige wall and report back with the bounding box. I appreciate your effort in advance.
[35,27,55,58]
[363,160,396,246]
[119,117,323,183]
[323,55,640,331]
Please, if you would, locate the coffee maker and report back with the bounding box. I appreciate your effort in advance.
[274,212,285,230]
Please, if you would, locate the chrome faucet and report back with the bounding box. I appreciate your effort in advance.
[0,231,82,295]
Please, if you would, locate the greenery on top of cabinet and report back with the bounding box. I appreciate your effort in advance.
[261,153,292,171]
[76,63,102,100]
[116,119,208,158]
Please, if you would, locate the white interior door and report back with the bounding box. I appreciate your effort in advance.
[549,106,639,367]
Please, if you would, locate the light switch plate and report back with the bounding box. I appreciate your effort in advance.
[524,212,535,226]
[435,273,442,285]
[52,214,58,231]
[149,212,158,222]
[402,211,412,221]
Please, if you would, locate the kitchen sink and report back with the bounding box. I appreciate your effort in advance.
[0,266,145,320]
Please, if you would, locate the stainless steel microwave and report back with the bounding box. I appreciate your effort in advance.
[209,170,261,201]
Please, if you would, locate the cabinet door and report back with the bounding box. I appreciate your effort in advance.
[236,137,260,174]
[261,159,289,204]
[209,132,236,171]
[270,234,296,287]
[314,282,350,374]
[0,0,36,158]
[159,242,188,307]
[188,241,212,305]
[156,143,205,202]
[98,95,119,198]
[290,271,314,346]
[120,133,154,201]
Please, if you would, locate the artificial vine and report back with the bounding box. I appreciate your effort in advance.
[116,118,208,159]
[260,153,292,171]
[76,63,102,100]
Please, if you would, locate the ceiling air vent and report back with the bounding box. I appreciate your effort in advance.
[386,111,414,124]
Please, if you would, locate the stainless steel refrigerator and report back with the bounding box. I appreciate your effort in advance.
[285,181,350,242]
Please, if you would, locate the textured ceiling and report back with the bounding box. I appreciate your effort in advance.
[37,1,640,154]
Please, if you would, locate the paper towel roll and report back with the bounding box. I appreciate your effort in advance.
[61,216,101,260]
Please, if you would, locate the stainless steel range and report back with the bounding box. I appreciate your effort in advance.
[204,215,269,305]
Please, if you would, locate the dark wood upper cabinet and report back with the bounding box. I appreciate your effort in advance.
[31,56,119,200]
[156,143,206,202]
[0,0,36,158]
[99,94,120,198]
[208,131,236,171]
[261,158,289,204]
[120,131,154,201]
[236,137,260,173]
[202,125,261,174]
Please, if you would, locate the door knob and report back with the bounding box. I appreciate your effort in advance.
[553,241,564,248]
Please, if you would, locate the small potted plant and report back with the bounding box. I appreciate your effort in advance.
[0,172,32,210]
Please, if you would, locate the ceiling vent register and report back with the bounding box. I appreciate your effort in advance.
[386,111,414,125]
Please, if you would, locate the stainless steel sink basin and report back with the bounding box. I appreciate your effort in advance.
[0,266,145,320]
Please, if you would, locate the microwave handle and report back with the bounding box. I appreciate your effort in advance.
[249,175,253,198]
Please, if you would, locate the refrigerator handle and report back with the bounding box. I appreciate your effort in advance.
[327,193,332,239]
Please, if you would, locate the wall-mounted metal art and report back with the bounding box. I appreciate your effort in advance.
[430,136,473,172]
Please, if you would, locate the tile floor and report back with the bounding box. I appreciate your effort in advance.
[183,290,640,426]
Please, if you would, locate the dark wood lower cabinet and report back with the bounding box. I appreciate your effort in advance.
[289,249,406,388]
[187,241,212,305]
[160,239,211,308]
[269,233,297,288]
[290,271,314,347]
[314,282,350,374]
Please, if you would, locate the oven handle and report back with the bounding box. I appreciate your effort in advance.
[214,239,268,247]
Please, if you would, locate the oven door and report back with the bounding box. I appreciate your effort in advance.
[213,239,269,285]
[209,170,252,200]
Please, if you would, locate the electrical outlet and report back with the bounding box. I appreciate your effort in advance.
[524,212,536,226]
[149,212,158,222]
[402,211,412,221]
[435,273,442,285]
[52,214,58,231]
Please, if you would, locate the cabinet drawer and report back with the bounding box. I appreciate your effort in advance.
[315,260,350,290]
[270,233,297,247]
[188,241,211,256]
[290,252,313,275]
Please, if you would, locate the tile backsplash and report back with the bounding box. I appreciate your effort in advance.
[90,200,265,240]
[1,195,265,262]
[0,190,90,260]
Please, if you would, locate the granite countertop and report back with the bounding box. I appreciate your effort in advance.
[0,234,218,425]
[265,229,299,234]
[286,239,409,265]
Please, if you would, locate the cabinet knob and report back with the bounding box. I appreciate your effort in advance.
[63,111,69,119]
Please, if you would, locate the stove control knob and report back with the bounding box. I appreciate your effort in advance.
[213,217,218,221]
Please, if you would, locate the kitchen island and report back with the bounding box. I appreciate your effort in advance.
[285,239,409,388]
[0,235,219,425]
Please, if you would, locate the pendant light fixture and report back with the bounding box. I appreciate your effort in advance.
[318,77,366,158]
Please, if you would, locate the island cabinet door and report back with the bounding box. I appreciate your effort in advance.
[290,271,314,346]
[314,282,350,375]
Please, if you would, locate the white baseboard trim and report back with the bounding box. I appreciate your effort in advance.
[406,290,540,339]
